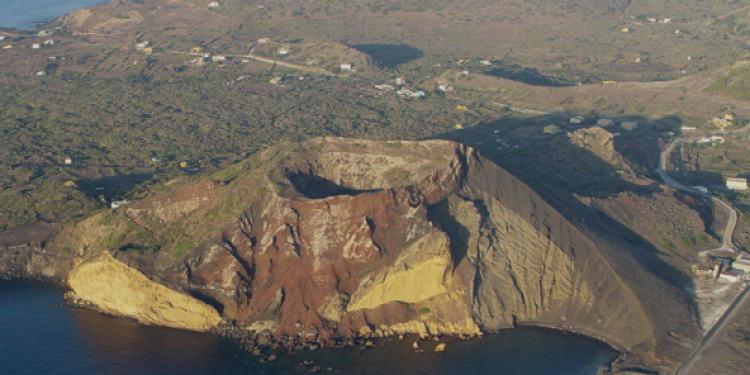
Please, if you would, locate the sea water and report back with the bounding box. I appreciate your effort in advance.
[0,280,616,375]
[0,0,112,30]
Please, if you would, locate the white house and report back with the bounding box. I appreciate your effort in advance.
[340,63,353,71]
[374,84,395,91]
[719,270,743,283]
[136,41,150,49]
[395,77,405,85]
[570,116,585,124]
[681,126,697,131]
[35,71,46,76]
[212,55,227,62]
[32,43,41,49]
[732,255,750,273]
[64,157,72,164]
[0,36,7,41]
[110,200,130,209]
[208,1,220,8]
[277,47,290,55]
[622,121,639,131]
[727,177,748,191]
[597,119,614,126]
[438,84,454,92]
[44,40,55,46]
[410,91,426,99]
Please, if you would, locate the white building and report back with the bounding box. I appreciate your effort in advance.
[35,71,46,76]
[340,63,353,71]
[732,255,750,273]
[719,270,743,283]
[597,119,614,126]
[136,41,150,49]
[32,43,41,49]
[727,177,748,191]
[569,116,585,124]
[277,47,290,55]
[395,77,405,85]
[212,55,227,62]
[64,157,72,165]
[622,121,639,131]
[208,1,220,8]
[374,84,395,91]
[110,200,130,209]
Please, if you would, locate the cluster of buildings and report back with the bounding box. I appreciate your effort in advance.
[693,253,750,284]
[541,116,638,135]
[712,113,735,128]
[373,78,425,99]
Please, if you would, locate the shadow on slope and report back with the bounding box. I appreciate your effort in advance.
[349,44,424,68]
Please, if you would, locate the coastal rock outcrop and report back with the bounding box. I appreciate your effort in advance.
[67,252,221,332]
[50,137,697,371]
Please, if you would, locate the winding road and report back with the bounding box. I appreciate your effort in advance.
[656,138,737,254]
[657,135,748,375]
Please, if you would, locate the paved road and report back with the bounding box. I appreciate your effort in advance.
[657,136,750,375]
[246,44,338,76]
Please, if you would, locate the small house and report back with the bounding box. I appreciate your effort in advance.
[0,36,6,41]
[136,41,150,49]
[110,200,130,209]
[713,118,732,128]
[190,47,203,53]
[374,84,395,91]
[410,91,426,99]
[397,89,414,97]
[719,270,743,283]
[543,125,561,134]
[726,177,748,191]
[621,27,631,33]
[480,60,492,66]
[35,71,47,76]
[597,119,614,126]
[438,84,454,92]
[456,105,468,111]
[64,157,72,165]
[277,47,290,55]
[32,43,41,49]
[569,116,585,124]
[725,113,736,121]
[622,121,639,131]
[208,1,220,8]
[395,77,405,85]
[212,55,227,62]
[44,40,54,46]
[269,77,282,85]
[257,38,272,44]
[732,255,750,273]
[692,265,714,279]
[340,63,353,71]
[681,126,697,131]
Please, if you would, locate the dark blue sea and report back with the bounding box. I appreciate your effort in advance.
[0,0,112,30]
[0,280,616,375]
